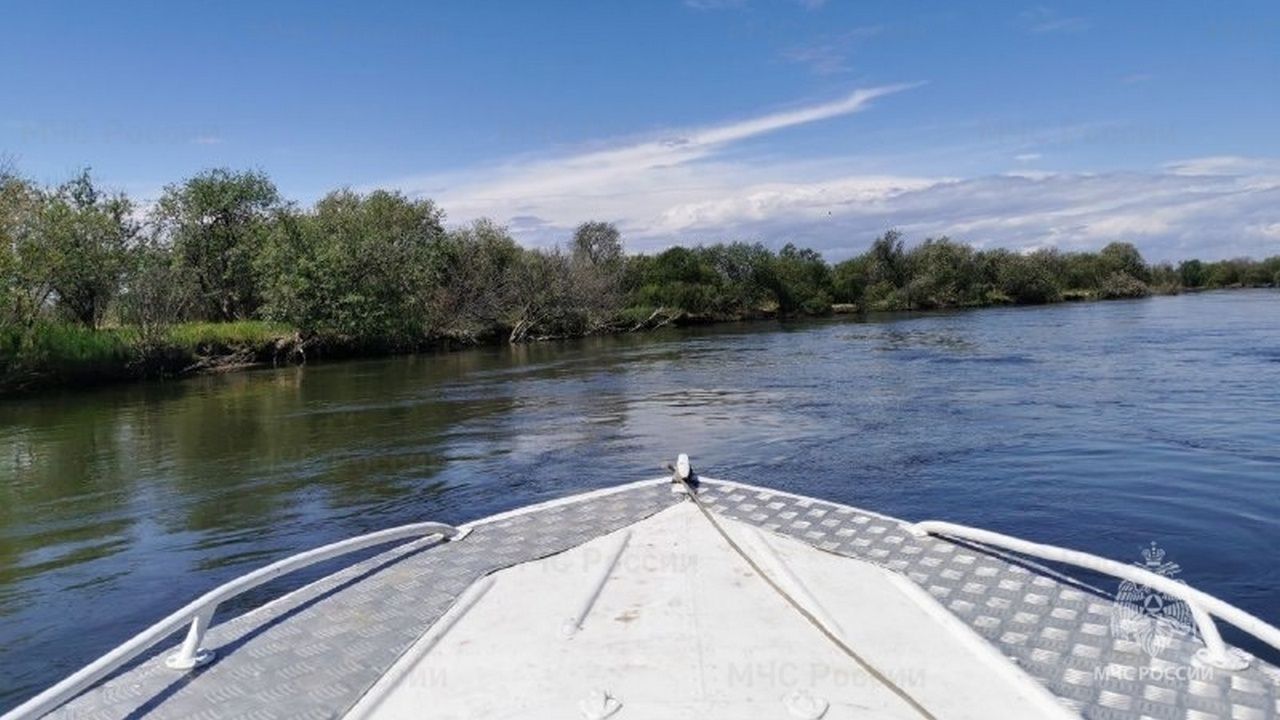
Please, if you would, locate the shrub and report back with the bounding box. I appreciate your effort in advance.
[998,254,1062,304]
[257,190,445,344]
[1097,271,1151,299]
[1178,259,1206,288]
[1098,242,1151,283]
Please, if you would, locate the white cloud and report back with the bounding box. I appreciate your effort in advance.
[1164,156,1280,177]
[383,84,914,227]
[379,90,1279,263]
[670,170,1280,261]
[1014,153,1042,162]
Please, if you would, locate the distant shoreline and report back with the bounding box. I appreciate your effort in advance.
[6,285,1274,398]
[7,170,1278,398]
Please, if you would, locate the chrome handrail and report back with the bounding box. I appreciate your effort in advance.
[3,521,465,720]
[909,520,1280,670]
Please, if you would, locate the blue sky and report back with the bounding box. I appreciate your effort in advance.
[2,0,1278,260]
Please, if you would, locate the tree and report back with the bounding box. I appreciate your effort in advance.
[568,221,624,327]
[997,252,1062,304]
[428,219,523,341]
[257,189,445,343]
[1098,272,1152,299]
[773,243,832,314]
[37,171,137,327]
[1061,252,1103,290]
[902,237,981,308]
[624,246,718,314]
[1098,242,1150,283]
[154,169,280,321]
[700,242,776,314]
[867,230,907,287]
[508,248,580,342]
[571,221,623,269]
[1,169,47,327]
[1178,259,1206,288]
[118,240,195,347]
[831,255,869,306]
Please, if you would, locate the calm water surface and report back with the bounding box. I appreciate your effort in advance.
[2,290,1278,709]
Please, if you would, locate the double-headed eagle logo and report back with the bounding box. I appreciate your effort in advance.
[1110,542,1196,657]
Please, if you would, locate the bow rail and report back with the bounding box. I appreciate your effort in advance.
[908,520,1280,670]
[3,520,465,720]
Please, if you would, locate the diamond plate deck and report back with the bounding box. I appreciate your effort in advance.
[36,477,1280,720]
[698,479,1280,720]
[46,482,680,720]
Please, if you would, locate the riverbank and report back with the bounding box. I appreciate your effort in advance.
[0,322,304,394]
[8,285,1273,397]
[7,167,1280,396]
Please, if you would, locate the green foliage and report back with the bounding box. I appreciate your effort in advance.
[901,237,983,309]
[258,190,445,344]
[773,244,832,314]
[831,255,868,305]
[6,158,1280,394]
[156,168,280,321]
[1194,256,1280,288]
[624,246,720,314]
[997,251,1063,304]
[36,171,138,327]
[1098,242,1151,283]
[567,221,624,327]
[1061,252,1103,290]
[164,321,293,348]
[118,240,196,347]
[1149,262,1180,294]
[571,221,624,270]
[428,219,524,339]
[0,171,44,326]
[0,320,136,387]
[623,242,792,317]
[1097,271,1152,299]
[701,242,779,314]
[1178,259,1206,288]
[866,230,907,287]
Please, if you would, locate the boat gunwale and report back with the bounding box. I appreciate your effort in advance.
[12,472,1280,720]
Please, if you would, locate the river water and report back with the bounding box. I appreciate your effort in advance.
[2,290,1278,709]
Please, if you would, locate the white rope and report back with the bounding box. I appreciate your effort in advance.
[675,477,938,720]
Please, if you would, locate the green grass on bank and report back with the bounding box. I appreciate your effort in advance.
[1,322,137,387]
[1,321,297,392]
[1,322,135,367]
[163,321,294,349]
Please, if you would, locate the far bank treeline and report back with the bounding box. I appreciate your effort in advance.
[3,167,1278,391]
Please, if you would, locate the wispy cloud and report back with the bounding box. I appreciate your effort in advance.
[795,0,827,9]
[649,166,1280,261]
[191,136,224,146]
[1019,6,1090,34]
[379,90,1277,263]
[1120,73,1153,84]
[782,25,883,75]
[385,84,916,225]
[1164,156,1280,177]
